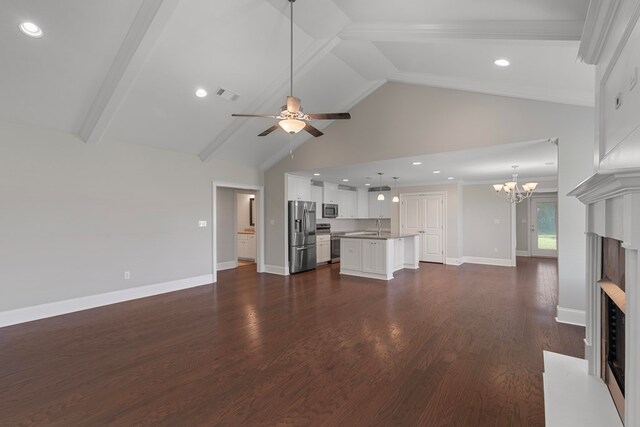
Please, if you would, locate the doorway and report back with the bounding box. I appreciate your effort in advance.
[399,192,446,264]
[530,196,558,257]
[212,182,264,283]
[236,192,257,267]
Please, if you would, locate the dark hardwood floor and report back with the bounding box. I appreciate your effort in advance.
[0,257,584,426]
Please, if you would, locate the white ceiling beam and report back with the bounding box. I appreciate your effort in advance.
[389,71,594,107]
[578,0,620,64]
[198,36,341,162]
[339,20,585,43]
[258,79,387,172]
[79,0,180,144]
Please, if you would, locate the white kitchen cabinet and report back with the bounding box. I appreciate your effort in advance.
[323,182,339,204]
[347,190,358,218]
[310,185,323,218]
[362,240,387,275]
[340,239,362,271]
[368,191,391,218]
[337,189,350,218]
[237,233,256,260]
[287,175,311,201]
[316,235,331,263]
[357,188,369,218]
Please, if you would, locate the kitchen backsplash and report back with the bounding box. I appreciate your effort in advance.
[319,218,391,232]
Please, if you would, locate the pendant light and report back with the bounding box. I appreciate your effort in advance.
[377,173,385,201]
[392,177,399,203]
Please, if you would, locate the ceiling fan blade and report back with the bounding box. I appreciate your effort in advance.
[306,113,351,120]
[304,123,324,138]
[232,114,277,118]
[287,96,301,113]
[258,125,280,137]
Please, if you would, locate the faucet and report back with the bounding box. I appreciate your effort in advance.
[376,219,381,235]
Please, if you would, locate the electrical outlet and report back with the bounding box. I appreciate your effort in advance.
[199,220,207,228]
[124,271,130,280]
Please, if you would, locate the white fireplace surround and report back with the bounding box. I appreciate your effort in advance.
[569,171,640,426]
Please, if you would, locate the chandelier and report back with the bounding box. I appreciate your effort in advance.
[492,166,538,203]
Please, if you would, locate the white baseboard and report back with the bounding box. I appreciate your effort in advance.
[217,260,238,271]
[0,274,214,328]
[264,264,288,276]
[446,258,464,266]
[516,250,530,257]
[555,306,586,327]
[463,256,514,267]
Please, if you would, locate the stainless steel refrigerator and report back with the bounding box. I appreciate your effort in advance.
[288,200,317,274]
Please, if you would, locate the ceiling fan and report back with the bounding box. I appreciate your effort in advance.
[231,0,351,138]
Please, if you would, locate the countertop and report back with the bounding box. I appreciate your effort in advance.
[339,232,419,240]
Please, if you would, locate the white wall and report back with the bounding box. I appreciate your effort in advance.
[236,193,254,232]
[217,188,236,264]
[516,200,530,253]
[463,185,514,262]
[0,122,262,312]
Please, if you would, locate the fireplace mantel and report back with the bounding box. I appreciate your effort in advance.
[570,170,640,426]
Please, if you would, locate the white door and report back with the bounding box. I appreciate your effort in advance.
[400,193,444,263]
[530,197,558,257]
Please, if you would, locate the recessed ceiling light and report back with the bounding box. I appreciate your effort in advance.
[313,173,320,176]
[195,88,208,98]
[494,59,510,67]
[412,162,422,166]
[433,170,441,174]
[342,179,349,182]
[365,183,371,186]
[19,22,43,38]
[448,177,455,180]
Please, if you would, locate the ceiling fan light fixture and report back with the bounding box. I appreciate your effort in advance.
[278,119,305,134]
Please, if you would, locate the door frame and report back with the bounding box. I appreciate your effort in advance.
[399,191,447,264]
[530,195,559,258]
[212,181,265,283]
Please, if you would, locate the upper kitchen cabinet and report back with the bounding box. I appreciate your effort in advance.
[323,182,339,205]
[310,184,323,218]
[337,189,349,218]
[347,190,358,218]
[287,175,311,202]
[368,191,391,218]
[357,188,369,218]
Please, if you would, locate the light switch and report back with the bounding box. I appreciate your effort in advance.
[494,219,500,224]
[199,220,207,228]
[270,219,275,225]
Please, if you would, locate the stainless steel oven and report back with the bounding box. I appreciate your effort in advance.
[322,203,338,218]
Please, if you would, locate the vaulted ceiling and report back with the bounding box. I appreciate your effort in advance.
[1,0,593,170]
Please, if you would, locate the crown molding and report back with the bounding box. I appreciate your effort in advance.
[79,0,180,144]
[578,0,621,64]
[389,71,595,107]
[198,37,341,162]
[258,79,386,172]
[339,20,585,43]
[569,171,640,204]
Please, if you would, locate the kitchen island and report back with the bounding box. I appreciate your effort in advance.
[340,233,420,280]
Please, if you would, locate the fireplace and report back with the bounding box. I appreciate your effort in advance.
[600,238,628,422]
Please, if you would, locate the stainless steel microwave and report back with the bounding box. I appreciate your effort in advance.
[322,203,338,218]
